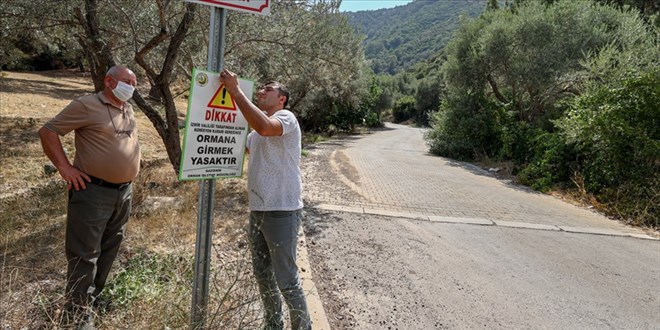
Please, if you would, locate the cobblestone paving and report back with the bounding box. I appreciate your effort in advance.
[302,123,649,236]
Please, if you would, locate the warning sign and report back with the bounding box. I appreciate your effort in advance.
[208,84,236,110]
[179,68,254,180]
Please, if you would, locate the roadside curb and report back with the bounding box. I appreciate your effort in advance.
[312,204,659,241]
[298,230,331,329]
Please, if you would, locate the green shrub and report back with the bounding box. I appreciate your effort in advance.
[414,77,442,126]
[364,111,382,128]
[560,71,659,191]
[517,132,577,191]
[392,96,416,123]
[425,93,502,160]
[557,70,659,225]
[498,112,540,164]
[101,251,193,310]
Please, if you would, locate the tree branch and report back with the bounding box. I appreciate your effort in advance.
[132,91,168,140]
[135,29,169,81]
[159,3,196,84]
[487,74,507,103]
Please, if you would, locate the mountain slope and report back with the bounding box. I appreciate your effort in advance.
[345,0,485,74]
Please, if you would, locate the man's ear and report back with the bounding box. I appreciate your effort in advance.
[104,75,114,88]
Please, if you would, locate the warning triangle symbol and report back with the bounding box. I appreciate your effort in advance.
[208,84,237,110]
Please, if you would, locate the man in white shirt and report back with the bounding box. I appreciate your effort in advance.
[221,69,310,330]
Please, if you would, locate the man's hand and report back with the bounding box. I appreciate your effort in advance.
[59,165,90,191]
[218,68,283,136]
[220,69,240,94]
[38,126,90,191]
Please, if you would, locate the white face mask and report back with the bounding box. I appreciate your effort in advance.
[112,80,135,102]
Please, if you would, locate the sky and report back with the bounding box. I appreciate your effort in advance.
[339,0,414,12]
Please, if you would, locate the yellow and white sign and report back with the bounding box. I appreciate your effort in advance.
[179,68,254,180]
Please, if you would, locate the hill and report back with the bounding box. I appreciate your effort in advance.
[345,0,485,74]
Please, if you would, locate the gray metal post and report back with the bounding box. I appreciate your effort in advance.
[191,6,227,330]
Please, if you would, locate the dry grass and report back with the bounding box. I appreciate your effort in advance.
[1,70,264,329]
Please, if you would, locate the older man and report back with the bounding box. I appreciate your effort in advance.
[38,65,140,326]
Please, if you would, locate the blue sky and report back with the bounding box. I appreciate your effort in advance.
[339,0,414,12]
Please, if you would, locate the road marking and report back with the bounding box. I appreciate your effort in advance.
[558,226,630,237]
[310,204,658,240]
[429,216,494,225]
[494,220,561,231]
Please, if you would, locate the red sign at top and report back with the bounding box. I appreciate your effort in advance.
[186,0,270,16]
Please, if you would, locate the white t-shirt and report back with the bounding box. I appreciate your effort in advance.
[246,109,303,211]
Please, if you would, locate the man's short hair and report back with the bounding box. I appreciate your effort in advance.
[107,65,126,78]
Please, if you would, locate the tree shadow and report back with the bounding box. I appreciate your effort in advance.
[442,157,541,194]
[1,76,94,102]
[367,125,396,132]
[303,135,362,150]
[301,203,346,238]
[0,117,44,153]
[2,219,65,284]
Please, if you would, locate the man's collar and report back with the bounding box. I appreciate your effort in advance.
[98,91,126,109]
[97,91,112,105]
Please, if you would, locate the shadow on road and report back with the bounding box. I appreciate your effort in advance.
[303,135,362,150]
[302,205,346,238]
[444,158,542,195]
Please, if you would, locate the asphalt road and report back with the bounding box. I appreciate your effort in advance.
[301,123,660,330]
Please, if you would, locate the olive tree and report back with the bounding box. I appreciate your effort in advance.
[0,1,81,70]
[222,0,367,133]
[2,0,368,173]
[428,0,658,160]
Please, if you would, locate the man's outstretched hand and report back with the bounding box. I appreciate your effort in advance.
[220,69,240,94]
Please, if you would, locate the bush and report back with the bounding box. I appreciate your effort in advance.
[364,111,382,128]
[414,77,442,126]
[300,93,363,134]
[554,70,659,225]
[425,93,502,160]
[498,112,540,164]
[102,251,192,310]
[560,71,659,192]
[392,96,416,123]
[517,132,577,191]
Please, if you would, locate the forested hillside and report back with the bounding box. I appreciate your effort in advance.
[345,0,485,74]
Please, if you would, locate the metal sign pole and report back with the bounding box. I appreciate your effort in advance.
[191,6,227,329]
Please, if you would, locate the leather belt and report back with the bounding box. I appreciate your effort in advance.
[88,175,131,189]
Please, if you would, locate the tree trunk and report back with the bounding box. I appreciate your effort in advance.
[74,0,115,92]
[133,3,196,174]
[74,1,196,174]
[487,74,507,103]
